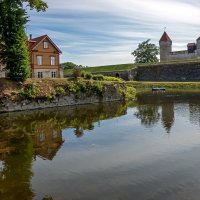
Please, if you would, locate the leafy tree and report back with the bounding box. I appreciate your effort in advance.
[132,39,159,63]
[62,62,78,70]
[0,0,47,81]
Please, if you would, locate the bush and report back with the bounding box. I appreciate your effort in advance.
[73,68,81,79]
[91,82,105,96]
[103,76,124,82]
[92,74,104,81]
[85,73,93,80]
[55,86,66,96]
[20,82,39,99]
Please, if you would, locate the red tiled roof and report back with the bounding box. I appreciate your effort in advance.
[28,35,62,53]
[159,32,172,42]
[187,43,196,46]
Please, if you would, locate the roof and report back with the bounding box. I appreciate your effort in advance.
[159,32,172,42]
[28,35,62,53]
[187,43,196,46]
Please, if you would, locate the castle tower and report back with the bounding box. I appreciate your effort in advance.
[196,37,200,57]
[159,32,172,62]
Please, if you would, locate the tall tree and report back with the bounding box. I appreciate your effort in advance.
[0,0,47,81]
[132,39,159,64]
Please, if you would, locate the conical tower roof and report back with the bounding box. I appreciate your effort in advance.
[159,32,172,42]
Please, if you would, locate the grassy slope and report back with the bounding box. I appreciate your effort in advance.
[64,63,135,75]
[64,59,200,75]
[128,81,200,89]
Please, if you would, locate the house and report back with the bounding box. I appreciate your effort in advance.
[28,34,63,78]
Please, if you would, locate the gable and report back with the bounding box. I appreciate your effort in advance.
[29,35,62,53]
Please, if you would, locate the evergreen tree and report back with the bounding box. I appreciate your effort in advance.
[0,0,47,81]
[132,39,159,64]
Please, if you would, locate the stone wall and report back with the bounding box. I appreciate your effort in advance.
[134,62,200,81]
[0,85,123,113]
[0,65,6,78]
[168,52,198,61]
[94,62,200,81]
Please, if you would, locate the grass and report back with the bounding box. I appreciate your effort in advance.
[64,63,135,75]
[0,78,136,102]
[64,58,200,75]
[128,81,200,89]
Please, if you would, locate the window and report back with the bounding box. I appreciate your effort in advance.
[38,72,43,78]
[52,72,56,78]
[39,133,45,142]
[50,56,55,65]
[44,41,48,49]
[37,56,42,65]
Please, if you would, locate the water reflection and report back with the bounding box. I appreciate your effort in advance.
[0,102,128,200]
[134,91,200,133]
[1,92,200,199]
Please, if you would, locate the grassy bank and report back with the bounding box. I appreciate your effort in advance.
[128,81,200,89]
[64,59,200,75]
[0,78,136,102]
[64,63,135,75]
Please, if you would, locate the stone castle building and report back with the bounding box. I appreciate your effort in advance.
[159,32,200,62]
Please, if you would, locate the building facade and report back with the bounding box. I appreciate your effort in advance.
[28,34,63,78]
[159,32,200,62]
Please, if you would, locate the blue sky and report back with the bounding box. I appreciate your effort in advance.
[27,0,200,66]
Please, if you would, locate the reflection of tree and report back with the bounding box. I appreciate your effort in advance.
[43,196,53,200]
[0,133,33,200]
[134,105,160,128]
[74,127,84,138]
[0,101,129,199]
[161,103,174,134]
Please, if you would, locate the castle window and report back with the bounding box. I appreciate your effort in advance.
[44,41,48,49]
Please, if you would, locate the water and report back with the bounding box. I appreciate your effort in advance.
[1,91,200,200]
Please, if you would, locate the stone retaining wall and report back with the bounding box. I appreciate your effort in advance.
[0,85,123,113]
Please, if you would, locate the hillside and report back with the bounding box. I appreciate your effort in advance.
[63,59,200,75]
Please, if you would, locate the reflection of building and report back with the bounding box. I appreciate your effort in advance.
[32,127,64,160]
[189,103,200,126]
[161,103,174,133]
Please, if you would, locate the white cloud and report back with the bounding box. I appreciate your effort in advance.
[27,0,200,66]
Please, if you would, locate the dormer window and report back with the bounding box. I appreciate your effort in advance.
[44,41,48,49]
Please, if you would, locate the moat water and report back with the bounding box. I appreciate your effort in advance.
[1,91,200,200]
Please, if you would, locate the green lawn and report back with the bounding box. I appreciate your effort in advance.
[64,58,200,75]
[64,63,135,75]
[128,81,200,89]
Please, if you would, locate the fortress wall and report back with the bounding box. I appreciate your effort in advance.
[134,62,200,81]
[168,53,197,61]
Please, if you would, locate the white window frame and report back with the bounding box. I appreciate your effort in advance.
[52,71,56,78]
[37,56,43,65]
[38,72,43,78]
[44,41,49,49]
[50,56,55,65]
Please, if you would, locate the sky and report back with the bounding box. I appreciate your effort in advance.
[26,0,200,66]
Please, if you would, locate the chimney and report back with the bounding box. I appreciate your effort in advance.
[29,34,32,40]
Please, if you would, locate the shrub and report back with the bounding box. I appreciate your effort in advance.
[92,74,104,81]
[20,82,39,99]
[73,68,81,79]
[91,82,105,96]
[55,86,65,96]
[103,76,124,82]
[85,73,93,80]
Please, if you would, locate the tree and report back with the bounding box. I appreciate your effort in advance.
[62,62,78,70]
[0,0,47,81]
[132,39,159,63]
